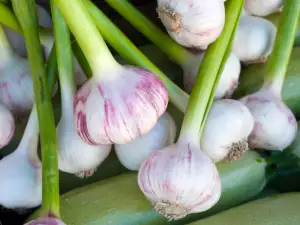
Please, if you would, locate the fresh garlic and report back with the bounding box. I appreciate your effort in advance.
[0,103,15,149]
[115,112,176,171]
[233,15,277,64]
[201,99,254,162]
[0,106,42,209]
[157,0,225,49]
[25,218,66,225]
[138,140,221,220]
[183,52,241,99]
[244,0,283,17]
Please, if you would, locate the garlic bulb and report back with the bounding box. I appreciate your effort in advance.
[183,52,241,99]
[115,112,176,171]
[240,88,297,151]
[74,65,168,145]
[138,140,221,220]
[233,15,277,64]
[4,4,52,58]
[201,99,254,162]
[157,0,225,49]
[0,107,41,209]
[0,103,15,149]
[25,218,66,225]
[244,0,283,17]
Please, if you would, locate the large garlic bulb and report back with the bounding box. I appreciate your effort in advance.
[115,112,176,171]
[157,0,225,49]
[0,103,15,149]
[244,0,283,17]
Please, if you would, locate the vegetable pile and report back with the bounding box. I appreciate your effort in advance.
[0,0,299,224]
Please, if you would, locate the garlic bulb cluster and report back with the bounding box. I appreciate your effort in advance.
[25,218,66,225]
[183,52,241,99]
[240,88,297,151]
[0,103,15,149]
[0,108,41,209]
[201,99,254,162]
[115,112,176,171]
[244,0,283,17]
[233,15,277,64]
[138,141,221,220]
[157,0,225,49]
[74,65,168,145]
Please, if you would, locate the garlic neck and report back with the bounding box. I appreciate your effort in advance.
[40,33,54,60]
[61,83,76,123]
[0,25,13,68]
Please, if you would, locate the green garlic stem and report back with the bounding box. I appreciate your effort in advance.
[0,24,12,62]
[11,0,59,217]
[0,3,23,34]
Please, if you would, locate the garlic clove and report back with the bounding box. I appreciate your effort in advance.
[0,103,15,149]
[25,218,66,225]
[244,0,283,17]
[157,0,225,49]
[240,89,298,151]
[183,52,241,99]
[200,99,254,162]
[233,15,277,64]
[138,141,221,220]
[74,65,168,145]
[115,112,176,171]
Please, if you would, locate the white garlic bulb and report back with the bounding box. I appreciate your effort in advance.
[233,15,277,64]
[115,112,176,171]
[157,0,225,49]
[0,103,15,149]
[244,0,283,17]
[201,99,254,162]
[183,52,241,99]
[25,218,66,225]
[138,141,221,220]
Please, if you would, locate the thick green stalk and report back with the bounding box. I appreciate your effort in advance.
[0,3,23,34]
[53,0,118,76]
[178,0,243,143]
[11,0,59,217]
[263,0,300,94]
[105,0,190,65]
[85,0,189,112]
[0,24,12,61]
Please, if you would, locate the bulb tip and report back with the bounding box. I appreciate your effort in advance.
[154,200,188,221]
[75,168,97,178]
[227,139,249,162]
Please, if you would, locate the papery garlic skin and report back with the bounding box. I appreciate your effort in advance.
[201,99,254,162]
[25,218,66,225]
[183,52,241,99]
[115,112,176,171]
[74,65,168,145]
[244,0,283,17]
[0,103,15,148]
[240,89,297,151]
[157,0,225,49]
[138,141,221,220]
[233,16,277,64]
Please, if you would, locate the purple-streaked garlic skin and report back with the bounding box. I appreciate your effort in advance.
[157,0,225,49]
[138,141,221,220]
[244,0,283,17]
[115,112,176,171]
[200,99,254,162]
[183,52,241,99]
[0,103,15,149]
[25,218,66,225]
[74,65,169,145]
[240,89,297,151]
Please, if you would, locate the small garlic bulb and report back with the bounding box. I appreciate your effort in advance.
[200,99,254,162]
[233,15,277,64]
[25,218,66,225]
[138,141,221,220]
[244,0,283,17]
[115,112,176,171]
[183,52,241,99]
[0,103,15,149]
[240,89,297,151]
[157,0,225,49]
[74,65,168,145]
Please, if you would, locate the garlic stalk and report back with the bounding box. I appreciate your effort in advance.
[52,4,111,178]
[240,0,300,151]
[105,0,241,100]
[244,0,283,17]
[25,218,66,225]
[54,0,168,145]
[138,0,242,220]
[201,99,254,162]
[0,103,15,149]
[115,112,176,171]
[156,0,225,50]
[233,15,277,64]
